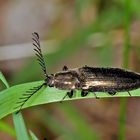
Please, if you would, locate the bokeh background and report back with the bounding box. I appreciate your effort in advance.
[1,0,140,140]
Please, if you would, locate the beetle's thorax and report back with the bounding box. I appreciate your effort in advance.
[47,70,81,90]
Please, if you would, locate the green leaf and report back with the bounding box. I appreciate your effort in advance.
[0,71,30,140]
[0,71,16,137]
[0,71,10,88]
[13,113,29,140]
[29,130,39,140]
[0,80,140,119]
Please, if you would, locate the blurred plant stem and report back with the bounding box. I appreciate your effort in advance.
[119,0,131,140]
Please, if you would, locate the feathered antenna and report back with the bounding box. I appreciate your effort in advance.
[15,83,46,113]
[14,32,47,113]
[32,32,48,79]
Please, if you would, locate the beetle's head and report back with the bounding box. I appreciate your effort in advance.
[46,74,55,87]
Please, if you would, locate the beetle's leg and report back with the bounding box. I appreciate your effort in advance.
[81,90,89,97]
[81,89,99,99]
[108,92,116,95]
[62,65,68,71]
[60,90,73,103]
[67,90,74,98]
[127,91,131,96]
[93,92,99,99]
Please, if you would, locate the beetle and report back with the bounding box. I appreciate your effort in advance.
[15,32,140,112]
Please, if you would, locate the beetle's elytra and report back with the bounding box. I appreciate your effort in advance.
[15,32,140,112]
[51,66,140,92]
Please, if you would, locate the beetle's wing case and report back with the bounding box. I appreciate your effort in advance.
[78,66,140,92]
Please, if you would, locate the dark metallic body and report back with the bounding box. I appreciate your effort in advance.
[47,66,140,97]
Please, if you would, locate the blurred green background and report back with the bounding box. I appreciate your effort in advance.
[1,0,140,139]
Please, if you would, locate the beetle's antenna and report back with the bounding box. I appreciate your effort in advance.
[32,32,48,80]
[14,32,48,113]
[14,83,46,113]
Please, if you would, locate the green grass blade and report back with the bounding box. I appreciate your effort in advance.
[0,71,30,140]
[0,71,16,137]
[0,71,10,88]
[119,0,132,140]
[29,130,39,140]
[0,80,140,119]
[13,113,29,140]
